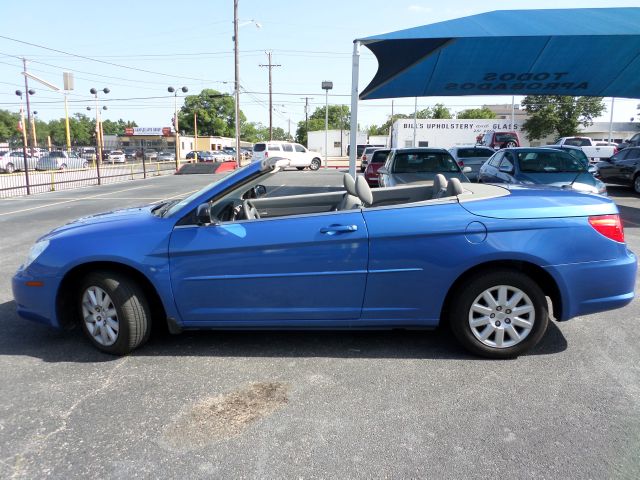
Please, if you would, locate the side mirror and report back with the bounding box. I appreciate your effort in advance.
[377,166,389,175]
[499,164,514,174]
[253,185,267,198]
[462,166,472,173]
[196,203,212,225]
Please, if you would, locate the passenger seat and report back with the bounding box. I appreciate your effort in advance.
[446,177,465,196]
[432,174,448,199]
[337,174,362,210]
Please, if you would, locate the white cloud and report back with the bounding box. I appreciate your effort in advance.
[408,5,433,13]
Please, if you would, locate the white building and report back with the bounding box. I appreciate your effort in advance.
[392,119,528,149]
[308,130,367,156]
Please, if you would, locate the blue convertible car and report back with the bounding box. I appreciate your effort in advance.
[13,158,637,358]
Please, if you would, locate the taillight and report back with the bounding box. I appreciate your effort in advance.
[589,214,625,243]
[458,160,464,167]
[613,147,618,155]
[264,151,268,158]
[362,154,367,161]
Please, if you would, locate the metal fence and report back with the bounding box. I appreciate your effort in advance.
[0,145,178,199]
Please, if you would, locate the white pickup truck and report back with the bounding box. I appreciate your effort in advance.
[551,137,617,161]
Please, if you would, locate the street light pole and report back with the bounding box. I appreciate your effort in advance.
[90,87,109,184]
[233,0,241,167]
[14,90,31,194]
[168,86,188,171]
[322,81,333,169]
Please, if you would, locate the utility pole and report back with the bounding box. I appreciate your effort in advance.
[259,51,281,141]
[389,99,394,148]
[22,58,35,158]
[233,0,241,167]
[300,96,313,147]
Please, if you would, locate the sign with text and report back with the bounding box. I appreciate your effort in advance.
[125,127,173,136]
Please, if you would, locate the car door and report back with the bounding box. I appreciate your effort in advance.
[618,148,640,184]
[496,153,515,183]
[280,143,297,165]
[597,150,627,184]
[479,151,504,182]
[169,210,368,326]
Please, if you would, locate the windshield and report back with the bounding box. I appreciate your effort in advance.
[457,148,494,158]
[561,147,589,166]
[564,138,591,147]
[517,151,587,173]
[393,152,459,173]
[164,163,256,217]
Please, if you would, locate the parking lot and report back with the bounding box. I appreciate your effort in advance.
[0,171,639,479]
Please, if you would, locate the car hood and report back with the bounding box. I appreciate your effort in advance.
[516,171,596,186]
[43,205,158,240]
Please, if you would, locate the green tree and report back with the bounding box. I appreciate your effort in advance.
[521,95,606,140]
[0,109,21,143]
[430,103,453,119]
[457,107,496,119]
[101,118,138,136]
[177,89,243,137]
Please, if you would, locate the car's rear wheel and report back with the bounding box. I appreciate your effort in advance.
[5,163,14,174]
[78,271,151,355]
[82,161,89,169]
[633,174,640,194]
[60,163,67,170]
[309,158,321,171]
[449,270,548,358]
[505,141,517,148]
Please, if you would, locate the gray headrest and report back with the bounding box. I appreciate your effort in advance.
[432,174,448,199]
[355,176,374,206]
[446,177,464,196]
[343,174,357,196]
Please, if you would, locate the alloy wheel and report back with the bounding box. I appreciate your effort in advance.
[82,286,119,346]
[468,285,535,348]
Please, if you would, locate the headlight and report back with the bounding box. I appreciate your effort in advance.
[22,240,49,269]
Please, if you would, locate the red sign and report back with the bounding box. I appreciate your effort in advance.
[162,127,172,136]
[125,128,134,136]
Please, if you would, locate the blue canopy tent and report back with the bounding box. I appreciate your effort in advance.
[347,8,640,176]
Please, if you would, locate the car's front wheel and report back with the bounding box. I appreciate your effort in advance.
[449,270,548,358]
[309,158,321,171]
[504,141,517,148]
[5,163,15,174]
[633,174,640,194]
[78,271,151,355]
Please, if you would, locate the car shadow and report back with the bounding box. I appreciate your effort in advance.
[0,300,567,363]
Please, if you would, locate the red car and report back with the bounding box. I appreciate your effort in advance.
[365,148,391,186]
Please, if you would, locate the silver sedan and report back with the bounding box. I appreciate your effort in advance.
[36,151,89,170]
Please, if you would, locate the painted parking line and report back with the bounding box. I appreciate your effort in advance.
[0,184,197,218]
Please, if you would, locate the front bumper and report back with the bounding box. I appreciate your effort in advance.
[12,269,61,328]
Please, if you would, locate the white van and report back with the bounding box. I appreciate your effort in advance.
[251,141,322,170]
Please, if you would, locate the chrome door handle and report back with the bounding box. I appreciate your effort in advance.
[320,224,358,234]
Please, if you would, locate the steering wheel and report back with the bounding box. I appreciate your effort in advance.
[242,199,260,220]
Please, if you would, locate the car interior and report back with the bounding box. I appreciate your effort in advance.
[195,172,507,226]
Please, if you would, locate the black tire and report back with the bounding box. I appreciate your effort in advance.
[5,163,14,174]
[296,167,304,171]
[78,271,151,355]
[633,174,640,194]
[448,269,548,359]
[82,161,89,169]
[60,163,67,170]
[504,141,517,148]
[309,158,321,171]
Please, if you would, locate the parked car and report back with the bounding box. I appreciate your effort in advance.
[13,158,636,358]
[0,150,36,173]
[360,146,382,172]
[211,151,234,162]
[196,151,216,162]
[364,149,390,187]
[478,147,606,195]
[448,146,496,182]
[377,148,471,187]
[186,151,204,160]
[36,151,89,170]
[78,147,96,160]
[157,151,176,162]
[123,148,139,159]
[251,141,322,170]
[144,149,158,161]
[618,132,640,150]
[550,137,616,162]
[107,150,126,164]
[478,131,521,150]
[595,147,640,193]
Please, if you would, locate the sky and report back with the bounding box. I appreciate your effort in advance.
[0,0,638,136]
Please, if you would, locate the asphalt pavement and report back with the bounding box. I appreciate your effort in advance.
[0,172,638,479]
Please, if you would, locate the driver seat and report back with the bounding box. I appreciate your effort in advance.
[337,174,362,210]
